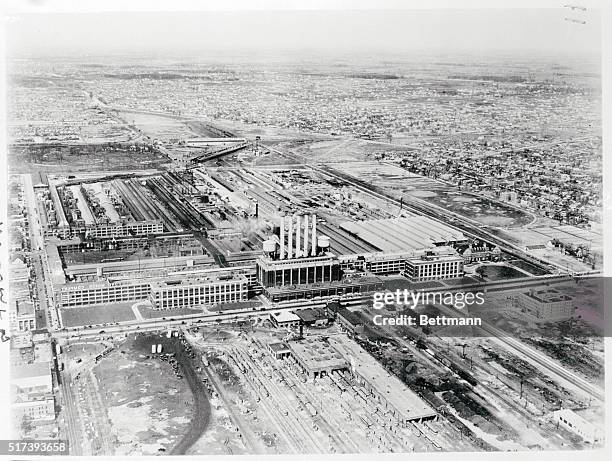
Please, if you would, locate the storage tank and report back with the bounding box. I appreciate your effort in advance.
[263,239,276,254]
[317,235,330,252]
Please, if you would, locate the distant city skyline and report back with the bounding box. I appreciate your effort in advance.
[6,9,601,57]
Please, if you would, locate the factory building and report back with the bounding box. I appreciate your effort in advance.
[49,238,250,309]
[270,311,302,328]
[338,247,464,280]
[256,213,341,288]
[257,254,341,287]
[55,278,152,308]
[340,216,468,253]
[148,273,248,309]
[517,288,574,322]
[329,336,437,424]
[403,247,464,282]
[287,338,349,380]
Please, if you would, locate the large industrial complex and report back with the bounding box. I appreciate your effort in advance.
[5,31,604,457]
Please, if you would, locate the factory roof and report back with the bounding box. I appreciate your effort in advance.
[288,338,348,372]
[270,310,301,324]
[294,308,331,323]
[150,272,247,289]
[328,335,436,421]
[46,243,67,286]
[268,342,291,353]
[340,217,467,253]
[523,288,572,303]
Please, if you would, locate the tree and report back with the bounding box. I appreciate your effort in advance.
[476,266,487,279]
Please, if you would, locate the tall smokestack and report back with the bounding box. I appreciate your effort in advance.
[296,214,301,257]
[288,215,293,259]
[303,214,309,256]
[280,216,285,259]
[311,214,317,256]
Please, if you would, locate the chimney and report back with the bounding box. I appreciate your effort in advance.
[288,215,294,259]
[280,216,285,259]
[311,214,317,256]
[296,214,301,257]
[303,214,309,256]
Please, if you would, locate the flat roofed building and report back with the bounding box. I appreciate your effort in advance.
[518,288,574,322]
[268,342,291,360]
[13,300,36,332]
[12,361,52,395]
[55,278,151,308]
[340,217,467,253]
[256,253,341,288]
[294,308,333,327]
[148,273,248,309]
[263,276,383,303]
[269,310,301,328]
[403,247,464,282]
[329,335,436,423]
[287,338,348,379]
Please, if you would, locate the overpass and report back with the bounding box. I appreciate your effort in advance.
[190,141,250,164]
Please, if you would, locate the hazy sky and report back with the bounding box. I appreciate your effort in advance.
[6,9,601,57]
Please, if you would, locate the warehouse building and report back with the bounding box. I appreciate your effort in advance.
[518,288,574,322]
[340,216,468,253]
[329,336,436,424]
[287,338,348,380]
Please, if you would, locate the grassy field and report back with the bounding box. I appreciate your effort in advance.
[61,302,136,327]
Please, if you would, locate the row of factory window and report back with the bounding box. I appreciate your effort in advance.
[153,283,245,298]
[260,264,340,288]
[152,292,245,308]
[48,222,164,239]
[59,286,150,306]
[413,261,461,276]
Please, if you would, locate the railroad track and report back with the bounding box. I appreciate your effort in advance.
[434,302,605,403]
